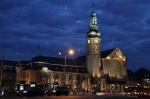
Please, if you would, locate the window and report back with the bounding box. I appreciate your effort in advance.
[110,60,122,77]
[42,77,46,83]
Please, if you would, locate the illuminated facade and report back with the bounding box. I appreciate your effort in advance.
[85,6,127,92]
[86,9,101,78]
[100,48,127,92]
[15,6,128,93]
[16,56,88,91]
[15,48,127,92]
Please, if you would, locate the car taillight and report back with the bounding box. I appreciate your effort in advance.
[144,93,147,95]
[140,92,143,94]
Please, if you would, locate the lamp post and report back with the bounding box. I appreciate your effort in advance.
[65,55,66,73]
[0,55,4,86]
[59,49,74,73]
[58,49,74,84]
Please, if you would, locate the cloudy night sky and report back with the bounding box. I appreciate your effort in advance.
[0,0,150,72]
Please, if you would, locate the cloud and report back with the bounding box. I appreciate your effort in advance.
[0,0,149,71]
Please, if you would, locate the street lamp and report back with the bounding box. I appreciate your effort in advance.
[58,49,74,84]
[59,49,74,72]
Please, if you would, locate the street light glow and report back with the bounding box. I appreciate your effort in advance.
[68,49,74,55]
[58,52,62,55]
[58,49,74,56]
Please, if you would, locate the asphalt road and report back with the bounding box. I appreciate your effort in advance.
[1,94,140,99]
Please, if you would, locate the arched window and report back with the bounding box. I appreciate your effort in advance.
[109,60,122,78]
[42,77,46,83]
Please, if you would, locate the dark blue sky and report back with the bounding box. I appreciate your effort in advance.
[0,0,150,72]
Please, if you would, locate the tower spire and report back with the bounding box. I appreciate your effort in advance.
[92,3,94,12]
[87,3,100,38]
[89,3,98,31]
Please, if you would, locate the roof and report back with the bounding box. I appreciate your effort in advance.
[127,70,134,74]
[75,55,86,66]
[23,62,87,73]
[73,48,117,65]
[31,55,76,65]
[1,60,18,66]
[1,48,117,73]
[0,60,29,66]
[101,48,116,58]
[22,48,117,72]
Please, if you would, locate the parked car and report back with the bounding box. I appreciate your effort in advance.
[45,87,54,96]
[55,86,69,96]
[17,87,45,97]
[138,91,150,98]
[46,86,69,96]
[0,86,4,96]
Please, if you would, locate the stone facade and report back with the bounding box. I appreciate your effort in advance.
[16,62,88,92]
[0,63,16,93]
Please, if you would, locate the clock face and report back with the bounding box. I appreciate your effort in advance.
[95,39,98,43]
[87,40,90,44]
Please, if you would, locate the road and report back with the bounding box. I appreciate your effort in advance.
[1,94,140,99]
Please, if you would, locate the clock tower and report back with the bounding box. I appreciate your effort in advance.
[86,6,101,78]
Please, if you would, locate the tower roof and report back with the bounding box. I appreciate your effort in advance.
[91,11,96,17]
[87,3,100,38]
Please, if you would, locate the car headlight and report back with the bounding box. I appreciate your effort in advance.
[53,90,56,92]
[23,91,27,93]
[1,91,4,95]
